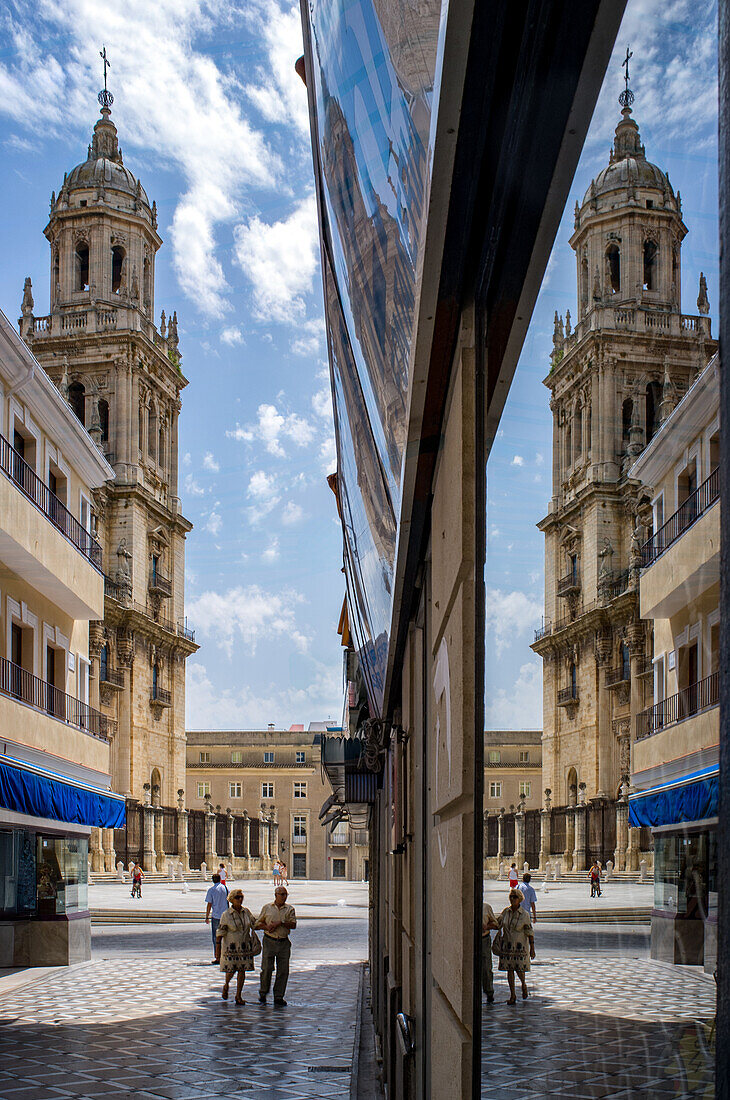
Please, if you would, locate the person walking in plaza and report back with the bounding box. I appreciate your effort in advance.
[482,902,498,1004]
[272,858,281,886]
[130,863,144,899]
[498,888,535,1004]
[589,860,602,897]
[215,888,258,1005]
[519,873,538,924]
[218,863,228,892]
[205,873,229,963]
[508,863,519,890]
[279,860,289,886]
[256,886,297,1006]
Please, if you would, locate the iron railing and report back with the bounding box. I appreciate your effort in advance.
[601,569,630,600]
[0,656,113,740]
[104,576,131,603]
[352,830,369,845]
[636,672,719,739]
[329,829,350,845]
[557,685,578,705]
[101,666,124,687]
[291,834,307,846]
[150,686,172,705]
[642,467,719,568]
[605,663,631,686]
[557,568,580,596]
[0,432,102,570]
[148,568,172,596]
[636,653,654,676]
[133,602,196,643]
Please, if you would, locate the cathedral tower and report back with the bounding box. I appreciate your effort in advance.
[19,78,198,865]
[531,77,715,870]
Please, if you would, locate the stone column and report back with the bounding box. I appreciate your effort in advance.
[572,799,587,872]
[615,783,629,871]
[564,791,576,870]
[626,823,641,871]
[176,790,190,873]
[259,810,269,868]
[241,810,251,869]
[204,801,216,869]
[142,803,156,872]
[226,810,235,864]
[514,804,526,867]
[90,827,105,873]
[269,809,279,860]
[102,828,116,872]
[539,791,552,870]
[496,810,505,864]
[154,806,165,872]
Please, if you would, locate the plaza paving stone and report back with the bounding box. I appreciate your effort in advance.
[0,921,365,1100]
[482,954,716,1099]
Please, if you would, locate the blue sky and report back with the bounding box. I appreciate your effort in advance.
[0,0,719,731]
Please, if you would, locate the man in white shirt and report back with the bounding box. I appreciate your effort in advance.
[520,873,538,923]
[205,874,229,963]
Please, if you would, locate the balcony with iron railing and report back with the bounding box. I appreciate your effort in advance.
[329,829,350,846]
[557,685,579,706]
[100,665,124,688]
[352,830,369,846]
[104,575,131,603]
[636,673,719,740]
[0,655,114,741]
[556,568,580,597]
[150,685,172,707]
[291,834,307,846]
[0,432,102,570]
[148,567,172,597]
[132,602,196,643]
[642,467,719,568]
[605,663,631,687]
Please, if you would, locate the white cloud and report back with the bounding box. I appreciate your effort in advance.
[486,660,542,729]
[511,455,525,467]
[184,472,205,497]
[220,326,244,346]
[486,588,543,656]
[535,453,544,466]
[183,451,192,467]
[291,317,325,357]
[0,0,281,318]
[234,195,319,323]
[319,433,336,474]
[203,451,220,472]
[248,470,278,500]
[228,402,316,457]
[186,584,309,657]
[186,659,341,729]
[243,0,310,135]
[312,368,332,419]
[262,537,280,562]
[205,506,222,536]
[281,501,304,525]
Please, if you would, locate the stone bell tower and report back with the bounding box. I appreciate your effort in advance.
[19,67,198,866]
[531,62,715,870]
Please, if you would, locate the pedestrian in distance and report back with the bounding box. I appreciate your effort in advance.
[130,863,144,899]
[215,888,259,1005]
[218,863,228,893]
[272,858,282,887]
[279,860,289,886]
[205,873,230,963]
[497,888,535,1004]
[256,886,297,1006]
[520,873,538,924]
[589,860,602,897]
[508,863,519,890]
[482,902,498,1004]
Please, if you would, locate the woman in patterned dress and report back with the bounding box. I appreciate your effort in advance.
[498,888,535,1004]
[215,888,257,1004]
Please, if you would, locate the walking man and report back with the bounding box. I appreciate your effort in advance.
[131,863,144,899]
[205,873,229,963]
[519,873,538,924]
[256,886,297,1006]
[589,860,602,897]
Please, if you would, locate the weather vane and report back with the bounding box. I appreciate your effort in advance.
[619,45,634,109]
[98,45,114,109]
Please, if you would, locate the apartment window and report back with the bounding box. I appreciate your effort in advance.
[519,751,530,763]
[332,859,346,879]
[488,751,501,764]
[489,782,502,799]
[264,751,274,763]
[231,751,242,764]
[296,751,306,763]
[199,752,210,764]
[293,815,307,839]
[519,782,532,799]
[294,782,307,799]
[197,782,210,799]
[229,783,242,798]
[262,782,274,798]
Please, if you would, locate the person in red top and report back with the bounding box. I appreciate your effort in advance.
[508,863,519,890]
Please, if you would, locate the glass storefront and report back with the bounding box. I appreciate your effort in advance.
[653,829,713,919]
[0,828,88,920]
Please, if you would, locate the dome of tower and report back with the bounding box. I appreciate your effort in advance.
[581,107,674,208]
[62,107,150,207]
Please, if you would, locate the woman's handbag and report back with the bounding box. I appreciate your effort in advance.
[491,930,503,958]
[248,929,262,957]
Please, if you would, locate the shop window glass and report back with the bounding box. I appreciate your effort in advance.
[37,835,88,916]
[0,830,36,916]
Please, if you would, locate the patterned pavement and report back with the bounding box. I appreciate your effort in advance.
[482,954,716,1099]
[0,922,364,1100]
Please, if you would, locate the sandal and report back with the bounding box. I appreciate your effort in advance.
[235,997,246,1005]
[507,997,517,1005]
[222,987,229,1000]
[522,988,529,999]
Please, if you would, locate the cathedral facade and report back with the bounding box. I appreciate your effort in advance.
[19,98,198,867]
[531,99,715,869]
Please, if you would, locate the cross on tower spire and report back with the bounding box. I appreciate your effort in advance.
[619,45,634,110]
[98,46,114,109]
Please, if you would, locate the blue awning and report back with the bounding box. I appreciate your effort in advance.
[0,756,126,830]
[629,765,719,829]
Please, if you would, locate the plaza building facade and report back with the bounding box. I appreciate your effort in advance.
[483,730,542,873]
[186,726,369,881]
[532,98,715,873]
[18,91,198,872]
[0,308,123,965]
[629,353,719,969]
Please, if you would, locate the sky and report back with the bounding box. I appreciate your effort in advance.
[0,0,719,732]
